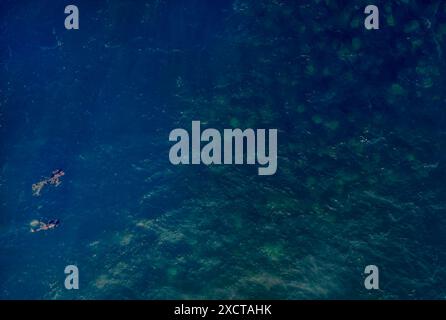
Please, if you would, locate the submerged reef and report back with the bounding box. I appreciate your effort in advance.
[63,0,446,299]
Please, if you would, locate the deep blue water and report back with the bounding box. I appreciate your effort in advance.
[1,0,446,299]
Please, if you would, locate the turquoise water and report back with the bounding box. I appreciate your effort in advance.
[1,0,446,299]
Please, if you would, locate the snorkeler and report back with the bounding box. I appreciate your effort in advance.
[30,219,60,233]
[32,169,65,196]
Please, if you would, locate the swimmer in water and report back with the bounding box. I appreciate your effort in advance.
[30,219,60,233]
[32,169,65,196]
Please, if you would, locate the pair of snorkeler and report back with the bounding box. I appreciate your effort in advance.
[30,169,65,233]
[30,219,60,233]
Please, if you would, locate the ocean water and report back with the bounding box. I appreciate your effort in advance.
[1,0,446,299]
